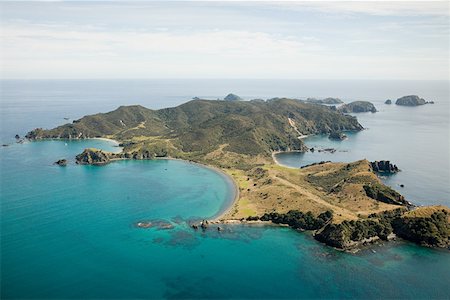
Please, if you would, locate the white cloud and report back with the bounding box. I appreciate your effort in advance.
[0,1,448,79]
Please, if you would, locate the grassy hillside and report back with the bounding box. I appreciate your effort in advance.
[26,98,363,157]
[222,160,404,224]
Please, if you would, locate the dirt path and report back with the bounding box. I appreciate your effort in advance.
[273,175,358,221]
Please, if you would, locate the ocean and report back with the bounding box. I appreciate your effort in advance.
[1,79,449,299]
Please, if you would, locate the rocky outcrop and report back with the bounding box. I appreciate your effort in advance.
[370,160,399,173]
[328,130,347,141]
[395,95,427,106]
[385,99,392,104]
[224,93,242,101]
[338,101,377,113]
[75,149,113,165]
[54,159,67,166]
[74,148,157,166]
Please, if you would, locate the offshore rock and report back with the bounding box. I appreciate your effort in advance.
[370,160,399,173]
[54,159,67,166]
[395,95,427,106]
[75,149,113,165]
[338,101,377,113]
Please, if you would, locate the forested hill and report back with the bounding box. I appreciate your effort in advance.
[26,98,363,156]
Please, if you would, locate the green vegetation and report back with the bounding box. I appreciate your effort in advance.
[363,183,409,206]
[26,99,363,159]
[392,210,449,248]
[316,207,449,249]
[254,210,333,230]
[315,219,393,248]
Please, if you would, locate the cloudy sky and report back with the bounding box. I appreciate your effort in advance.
[0,1,448,80]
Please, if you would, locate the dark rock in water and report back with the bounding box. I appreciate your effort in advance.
[135,221,153,228]
[217,226,223,231]
[395,95,426,106]
[328,130,347,141]
[76,149,111,165]
[2,144,9,147]
[310,147,315,153]
[191,224,199,230]
[224,93,242,101]
[157,222,174,230]
[385,99,392,105]
[428,101,435,104]
[200,219,209,230]
[54,159,67,166]
[318,148,336,153]
[370,160,399,173]
[338,101,377,113]
[15,134,20,139]
[400,184,405,188]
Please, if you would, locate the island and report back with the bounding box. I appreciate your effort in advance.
[338,101,377,113]
[385,99,392,104]
[224,93,242,101]
[26,97,449,251]
[395,95,432,106]
[305,97,344,105]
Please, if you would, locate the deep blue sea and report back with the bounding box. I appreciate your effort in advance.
[1,79,449,299]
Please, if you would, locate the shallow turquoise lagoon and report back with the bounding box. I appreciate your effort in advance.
[1,140,449,299]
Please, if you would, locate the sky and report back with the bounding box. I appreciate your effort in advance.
[0,1,449,80]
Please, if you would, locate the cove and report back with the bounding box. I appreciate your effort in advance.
[2,140,450,299]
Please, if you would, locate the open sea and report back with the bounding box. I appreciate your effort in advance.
[1,79,449,299]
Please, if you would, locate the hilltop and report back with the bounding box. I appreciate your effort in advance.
[27,98,362,161]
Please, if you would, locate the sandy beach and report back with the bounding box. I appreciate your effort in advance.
[271,151,300,169]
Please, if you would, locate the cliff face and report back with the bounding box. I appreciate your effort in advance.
[26,99,363,157]
[370,160,399,173]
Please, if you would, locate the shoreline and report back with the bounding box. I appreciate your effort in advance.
[157,157,240,221]
[32,136,239,219]
[271,151,301,169]
[90,137,120,145]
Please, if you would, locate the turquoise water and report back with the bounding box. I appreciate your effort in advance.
[1,79,450,298]
[1,140,450,299]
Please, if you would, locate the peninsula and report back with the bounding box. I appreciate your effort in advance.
[26,97,449,250]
